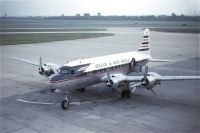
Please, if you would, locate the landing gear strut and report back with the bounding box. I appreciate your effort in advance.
[61,96,69,110]
[121,90,131,98]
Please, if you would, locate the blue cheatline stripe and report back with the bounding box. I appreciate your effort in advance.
[50,64,130,83]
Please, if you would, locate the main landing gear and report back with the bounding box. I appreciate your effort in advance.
[61,96,69,110]
[121,90,131,98]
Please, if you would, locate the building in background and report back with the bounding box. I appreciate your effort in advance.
[84,13,90,17]
[75,13,80,17]
[97,12,101,16]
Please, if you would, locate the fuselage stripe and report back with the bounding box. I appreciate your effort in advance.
[50,64,130,83]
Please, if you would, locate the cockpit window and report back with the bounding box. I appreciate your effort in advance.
[60,67,69,74]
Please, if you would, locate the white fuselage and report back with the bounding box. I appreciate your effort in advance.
[50,51,151,91]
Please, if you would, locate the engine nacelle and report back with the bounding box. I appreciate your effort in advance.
[106,79,120,88]
[106,80,113,87]
[39,65,55,77]
[142,72,161,89]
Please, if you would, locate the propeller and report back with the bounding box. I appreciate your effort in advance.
[129,65,157,95]
[38,57,48,79]
[130,66,148,91]
[128,66,148,94]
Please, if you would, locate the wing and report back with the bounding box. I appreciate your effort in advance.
[114,74,200,82]
[102,71,200,95]
[12,57,39,67]
[156,76,200,81]
[104,73,200,86]
[102,73,143,86]
[12,57,60,77]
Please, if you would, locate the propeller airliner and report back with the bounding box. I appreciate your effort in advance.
[13,29,200,110]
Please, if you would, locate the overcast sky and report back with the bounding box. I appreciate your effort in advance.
[1,0,199,16]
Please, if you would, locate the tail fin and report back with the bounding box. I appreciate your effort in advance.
[138,29,150,52]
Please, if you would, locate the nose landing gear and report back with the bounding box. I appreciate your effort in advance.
[61,96,69,110]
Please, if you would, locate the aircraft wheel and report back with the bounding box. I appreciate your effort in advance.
[126,90,131,98]
[121,91,125,98]
[61,98,69,110]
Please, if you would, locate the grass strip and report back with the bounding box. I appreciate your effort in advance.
[150,27,200,34]
[0,33,114,45]
[0,28,107,32]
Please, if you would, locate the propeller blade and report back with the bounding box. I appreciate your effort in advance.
[107,71,110,82]
[144,65,148,81]
[150,88,157,95]
[106,68,111,84]
[129,82,143,88]
[106,69,113,87]
[129,82,143,94]
[39,57,42,68]
[131,87,137,93]
[40,70,49,79]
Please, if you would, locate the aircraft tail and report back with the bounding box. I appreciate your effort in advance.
[138,29,174,62]
[138,29,150,55]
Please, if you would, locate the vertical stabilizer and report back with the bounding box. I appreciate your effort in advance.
[138,29,150,54]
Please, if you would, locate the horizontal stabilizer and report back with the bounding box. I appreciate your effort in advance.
[149,58,174,62]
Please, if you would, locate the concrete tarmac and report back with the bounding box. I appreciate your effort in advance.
[0,27,199,133]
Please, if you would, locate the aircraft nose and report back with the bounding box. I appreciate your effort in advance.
[50,76,59,83]
[49,74,66,83]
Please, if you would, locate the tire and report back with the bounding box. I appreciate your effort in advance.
[121,91,125,98]
[126,91,131,98]
[61,99,69,110]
